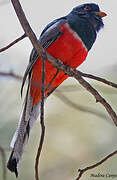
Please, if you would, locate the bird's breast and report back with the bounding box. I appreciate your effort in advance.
[46,23,88,68]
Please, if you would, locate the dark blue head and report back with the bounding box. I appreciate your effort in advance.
[71,3,107,32]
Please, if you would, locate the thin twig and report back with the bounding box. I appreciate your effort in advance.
[0,147,6,180]
[0,71,22,80]
[79,71,117,89]
[11,0,45,58]
[35,56,46,180]
[71,70,117,126]
[45,69,59,91]
[0,34,26,53]
[76,150,117,180]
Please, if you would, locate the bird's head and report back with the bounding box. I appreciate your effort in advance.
[71,3,107,32]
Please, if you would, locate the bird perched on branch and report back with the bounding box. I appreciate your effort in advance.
[7,3,107,177]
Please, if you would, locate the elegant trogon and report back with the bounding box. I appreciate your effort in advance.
[7,3,107,176]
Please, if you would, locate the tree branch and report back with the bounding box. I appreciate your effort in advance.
[76,150,117,180]
[0,34,26,53]
[35,56,46,180]
[11,0,45,58]
[80,72,117,89]
[0,71,22,80]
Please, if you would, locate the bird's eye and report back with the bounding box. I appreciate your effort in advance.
[84,6,91,10]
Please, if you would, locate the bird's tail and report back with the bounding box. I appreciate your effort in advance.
[7,86,41,177]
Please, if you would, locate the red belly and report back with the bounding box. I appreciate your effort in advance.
[30,23,88,105]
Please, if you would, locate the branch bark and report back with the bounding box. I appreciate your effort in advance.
[0,34,26,53]
[35,56,46,180]
[76,150,117,180]
[80,72,117,89]
[0,71,22,80]
[11,0,45,58]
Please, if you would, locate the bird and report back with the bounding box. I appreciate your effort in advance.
[7,3,107,177]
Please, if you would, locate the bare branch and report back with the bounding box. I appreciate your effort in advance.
[71,70,117,126]
[0,147,6,180]
[11,0,45,58]
[80,71,117,89]
[35,56,46,180]
[0,34,26,53]
[0,71,22,80]
[76,150,117,180]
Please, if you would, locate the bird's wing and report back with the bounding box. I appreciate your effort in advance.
[21,17,67,96]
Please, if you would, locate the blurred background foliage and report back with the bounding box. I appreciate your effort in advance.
[0,0,117,180]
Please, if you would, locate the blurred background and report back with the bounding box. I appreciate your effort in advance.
[0,0,117,179]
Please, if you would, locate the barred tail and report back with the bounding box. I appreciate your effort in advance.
[7,87,41,177]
